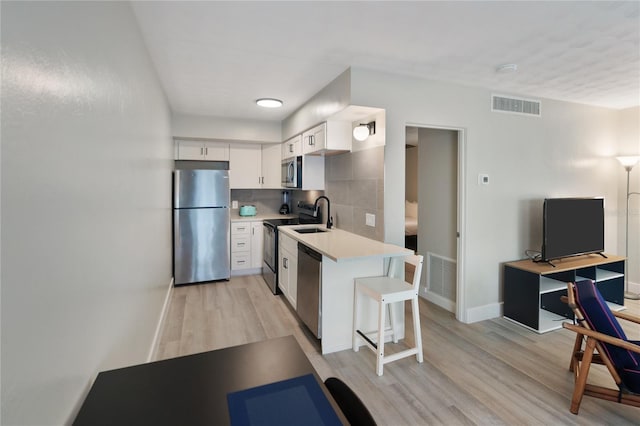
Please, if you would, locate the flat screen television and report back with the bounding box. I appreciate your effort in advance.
[542,197,605,262]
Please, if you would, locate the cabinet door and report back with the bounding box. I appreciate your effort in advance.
[302,123,326,154]
[203,142,229,161]
[301,155,325,190]
[250,221,263,268]
[229,144,262,188]
[279,243,290,298]
[282,135,301,160]
[261,144,281,189]
[176,140,205,160]
[288,248,298,308]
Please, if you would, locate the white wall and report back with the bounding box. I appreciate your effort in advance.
[405,145,418,202]
[350,67,620,321]
[616,106,640,289]
[1,2,173,424]
[172,113,281,142]
[417,128,458,261]
[282,68,352,140]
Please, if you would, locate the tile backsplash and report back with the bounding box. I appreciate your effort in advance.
[230,189,285,215]
[324,145,384,241]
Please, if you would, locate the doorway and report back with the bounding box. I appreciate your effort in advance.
[405,125,465,319]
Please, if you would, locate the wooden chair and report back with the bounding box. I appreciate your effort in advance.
[324,377,377,426]
[562,279,640,414]
[353,255,424,376]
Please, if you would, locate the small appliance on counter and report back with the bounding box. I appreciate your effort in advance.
[279,190,291,215]
[239,205,257,217]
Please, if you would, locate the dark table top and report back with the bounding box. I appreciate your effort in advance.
[73,335,346,425]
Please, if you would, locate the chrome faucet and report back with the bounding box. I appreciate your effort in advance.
[313,196,333,229]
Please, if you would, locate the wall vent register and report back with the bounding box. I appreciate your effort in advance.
[492,94,541,116]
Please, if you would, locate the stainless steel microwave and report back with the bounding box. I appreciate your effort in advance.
[281,156,302,188]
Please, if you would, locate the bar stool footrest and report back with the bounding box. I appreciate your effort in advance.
[382,348,420,364]
[356,329,377,350]
[356,328,396,351]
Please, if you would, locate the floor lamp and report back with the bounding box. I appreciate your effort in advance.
[617,155,640,300]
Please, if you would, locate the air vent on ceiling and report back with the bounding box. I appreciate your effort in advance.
[492,94,541,117]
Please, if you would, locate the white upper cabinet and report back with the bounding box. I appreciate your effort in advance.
[261,143,281,189]
[175,140,229,161]
[301,123,325,155]
[229,143,281,189]
[301,121,351,155]
[282,135,302,160]
[229,144,262,188]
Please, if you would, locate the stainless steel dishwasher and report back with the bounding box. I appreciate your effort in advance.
[297,242,322,339]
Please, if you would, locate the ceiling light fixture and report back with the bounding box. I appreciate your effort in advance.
[256,98,283,108]
[496,63,518,73]
[353,121,376,142]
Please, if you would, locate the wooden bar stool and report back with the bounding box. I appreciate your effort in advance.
[352,255,424,376]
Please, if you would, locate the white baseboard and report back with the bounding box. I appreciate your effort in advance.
[147,278,174,362]
[421,291,455,313]
[465,302,502,324]
[628,279,640,295]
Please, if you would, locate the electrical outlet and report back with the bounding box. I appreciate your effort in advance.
[232,200,238,209]
[365,213,375,227]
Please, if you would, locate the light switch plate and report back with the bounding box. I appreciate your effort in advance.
[365,213,375,227]
[478,174,490,185]
[232,200,238,209]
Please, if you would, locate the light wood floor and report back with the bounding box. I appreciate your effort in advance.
[156,275,640,425]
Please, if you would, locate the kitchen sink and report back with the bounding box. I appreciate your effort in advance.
[294,228,327,234]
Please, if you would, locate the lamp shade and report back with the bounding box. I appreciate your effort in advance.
[617,156,640,169]
[353,124,370,141]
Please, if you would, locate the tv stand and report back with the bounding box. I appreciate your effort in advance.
[503,253,625,333]
[534,258,556,268]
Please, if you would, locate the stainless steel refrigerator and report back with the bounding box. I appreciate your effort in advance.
[173,169,230,285]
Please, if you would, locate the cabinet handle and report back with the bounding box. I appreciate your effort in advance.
[283,257,288,269]
[238,242,245,247]
[238,260,246,264]
[237,227,246,231]
[205,147,208,155]
[289,144,293,153]
[200,147,204,155]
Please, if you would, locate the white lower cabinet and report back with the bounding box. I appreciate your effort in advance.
[231,221,263,272]
[250,222,263,268]
[278,232,297,308]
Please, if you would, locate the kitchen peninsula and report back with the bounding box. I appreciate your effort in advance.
[279,225,413,354]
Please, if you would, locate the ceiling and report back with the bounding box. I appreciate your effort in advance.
[131,1,640,122]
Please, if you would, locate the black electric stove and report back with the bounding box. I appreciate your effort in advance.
[262,205,321,295]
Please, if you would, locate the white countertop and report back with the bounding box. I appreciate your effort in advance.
[230,212,296,222]
[279,225,413,262]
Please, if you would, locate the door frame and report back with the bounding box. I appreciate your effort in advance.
[405,123,467,322]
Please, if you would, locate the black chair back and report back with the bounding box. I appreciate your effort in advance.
[324,377,377,426]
